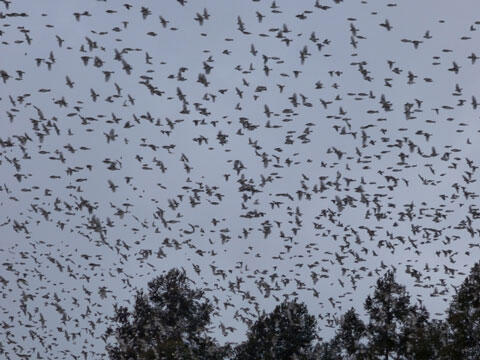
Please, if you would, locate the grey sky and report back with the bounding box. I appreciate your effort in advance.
[1,0,480,358]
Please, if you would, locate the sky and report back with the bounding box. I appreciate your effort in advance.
[1,0,480,358]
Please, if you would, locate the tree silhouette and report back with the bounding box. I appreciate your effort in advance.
[446,261,480,359]
[105,268,230,360]
[400,303,441,359]
[310,340,342,360]
[363,270,414,359]
[104,263,480,360]
[333,307,367,359]
[234,299,317,360]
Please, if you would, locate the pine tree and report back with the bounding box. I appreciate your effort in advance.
[234,299,317,360]
[446,261,480,359]
[310,340,342,360]
[363,270,412,359]
[334,308,367,359]
[105,268,230,360]
[400,303,441,359]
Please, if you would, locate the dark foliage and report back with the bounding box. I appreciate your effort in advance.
[234,299,317,360]
[105,268,230,360]
[106,262,480,360]
[445,261,480,359]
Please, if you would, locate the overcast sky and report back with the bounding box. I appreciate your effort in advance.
[1,0,480,358]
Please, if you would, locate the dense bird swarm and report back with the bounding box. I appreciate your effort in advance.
[0,0,480,358]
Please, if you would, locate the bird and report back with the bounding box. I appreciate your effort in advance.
[379,19,392,31]
[0,1,478,356]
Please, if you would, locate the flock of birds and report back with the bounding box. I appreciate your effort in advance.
[1,0,480,358]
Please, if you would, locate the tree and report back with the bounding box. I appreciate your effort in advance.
[234,299,317,360]
[310,340,342,360]
[333,308,367,359]
[423,319,449,359]
[445,261,480,359]
[363,270,413,359]
[105,268,230,360]
[400,303,442,360]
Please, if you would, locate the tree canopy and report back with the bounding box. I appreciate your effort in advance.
[105,268,230,360]
[234,299,317,360]
[106,262,480,360]
[445,261,480,359]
